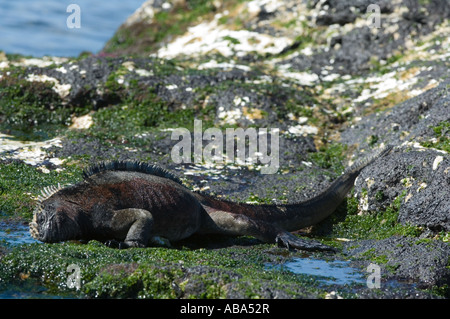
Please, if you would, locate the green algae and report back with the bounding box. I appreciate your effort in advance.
[331,191,421,241]
[88,92,195,142]
[420,121,450,153]
[0,160,83,220]
[0,68,68,134]
[308,143,347,174]
[0,54,320,149]
[0,239,335,299]
[103,0,230,56]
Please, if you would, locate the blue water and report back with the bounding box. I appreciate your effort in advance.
[0,222,38,246]
[271,257,367,286]
[0,0,145,57]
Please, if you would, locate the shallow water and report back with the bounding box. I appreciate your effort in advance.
[0,222,38,246]
[0,222,65,298]
[270,257,367,286]
[0,280,70,299]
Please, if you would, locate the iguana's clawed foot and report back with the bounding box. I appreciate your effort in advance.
[105,239,128,249]
[275,232,336,252]
[104,237,168,249]
[104,239,145,249]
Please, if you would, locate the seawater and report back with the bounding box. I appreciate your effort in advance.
[0,222,38,246]
[0,0,145,57]
[269,257,367,286]
[0,222,65,299]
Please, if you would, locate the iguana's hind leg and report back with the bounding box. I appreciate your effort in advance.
[202,210,335,252]
[106,208,159,249]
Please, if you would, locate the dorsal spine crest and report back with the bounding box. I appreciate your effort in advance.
[82,160,183,185]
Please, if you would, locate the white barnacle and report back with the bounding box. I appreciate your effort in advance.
[432,156,444,171]
[417,182,427,193]
[26,74,71,99]
[365,177,375,189]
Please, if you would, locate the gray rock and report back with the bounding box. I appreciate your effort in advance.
[341,79,450,148]
[354,149,450,233]
[344,236,450,289]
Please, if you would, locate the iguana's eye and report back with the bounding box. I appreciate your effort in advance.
[37,214,45,223]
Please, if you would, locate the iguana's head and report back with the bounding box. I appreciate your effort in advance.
[30,184,81,243]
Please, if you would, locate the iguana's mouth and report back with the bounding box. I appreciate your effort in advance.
[30,183,66,242]
[29,202,42,240]
[30,203,58,242]
[29,221,39,240]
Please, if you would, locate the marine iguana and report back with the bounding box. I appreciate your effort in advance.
[30,145,392,251]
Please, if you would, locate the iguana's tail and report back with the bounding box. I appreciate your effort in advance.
[276,144,394,231]
[195,145,392,251]
[330,144,393,200]
[344,144,393,178]
[196,144,393,231]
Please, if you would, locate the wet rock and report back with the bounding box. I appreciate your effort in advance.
[316,10,357,26]
[182,265,242,298]
[344,236,450,289]
[354,149,450,234]
[4,55,317,130]
[339,78,449,236]
[23,56,117,108]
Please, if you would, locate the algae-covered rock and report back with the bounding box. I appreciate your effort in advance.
[354,149,450,234]
[344,236,450,289]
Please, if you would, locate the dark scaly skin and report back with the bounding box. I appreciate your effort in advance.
[30,145,392,251]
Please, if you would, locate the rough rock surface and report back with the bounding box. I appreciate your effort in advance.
[354,149,450,234]
[345,236,450,288]
[340,79,450,149]
[343,78,450,233]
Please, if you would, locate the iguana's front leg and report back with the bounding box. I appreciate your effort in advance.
[106,208,154,248]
